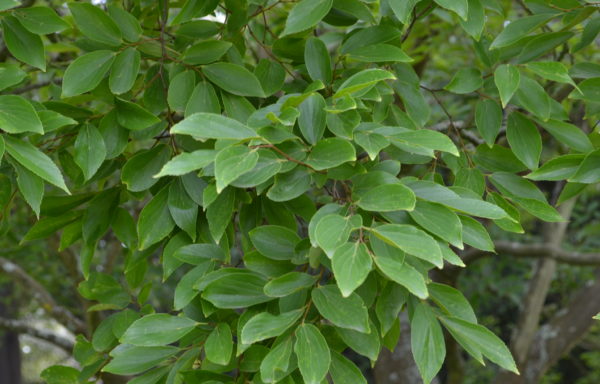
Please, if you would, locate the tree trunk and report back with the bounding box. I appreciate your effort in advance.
[0,284,22,384]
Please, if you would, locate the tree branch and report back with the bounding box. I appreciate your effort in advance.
[0,317,74,352]
[0,257,86,333]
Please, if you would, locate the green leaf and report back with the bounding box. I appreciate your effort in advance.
[206,187,235,242]
[231,149,282,188]
[357,183,416,212]
[203,62,265,98]
[330,350,367,384]
[527,154,583,181]
[527,61,576,87]
[494,64,520,108]
[348,44,412,63]
[74,124,106,180]
[168,179,198,241]
[215,145,259,193]
[306,138,356,170]
[506,112,541,170]
[255,59,286,96]
[171,112,257,140]
[311,285,370,333]
[514,75,551,121]
[4,136,69,193]
[62,50,115,98]
[1,15,45,71]
[439,316,518,373]
[336,321,380,361]
[155,150,217,178]
[490,13,556,49]
[174,264,211,309]
[371,234,428,299]
[109,47,141,95]
[13,163,44,217]
[0,95,43,134]
[260,337,294,383]
[241,309,303,344]
[116,98,160,131]
[570,78,600,103]
[372,224,443,268]
[460,216,494,252]
[538,119,593,153]
[249,225,300,261]
[354,130,390,160]
[121,314,197,346]
[205,323,233,365]
[459,0,484,40]
[185,82,221,116]
[294,324,331,384]
[122,145,171,192]
[68,2,122,47]
[387,128,459,156]
[0,0,19,12]
[332,242,372,297]
[570,149,600,184]
[282,0,333,36]
[174,243,225,264]
[137,186,175,250]
[263,272,317,297]
[104,345,179,375]
[376,282,408,334]
[183,40,232,65]
[429,283,477,323]
[334,68,395,99]
[304,37,332,84]
[168,70,196,113]
[39,110,78,133]
[14,7,69,34]
[106,5,142,42]
[0,64,27,92]
[41,365,80,384]
[434,0,468,20]
[411,302,446,384]
[315,214,358,256]
[202,271,272,308]
[298,93,327,145]
[388,0,418,24]
[475,99,502,147]
[409,200,463,248]
[444,68,483,94]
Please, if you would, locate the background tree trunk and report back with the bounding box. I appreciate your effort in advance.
[0,284,22,384]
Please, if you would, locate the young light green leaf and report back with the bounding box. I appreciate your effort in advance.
[68,2,122,46]
[120,314,196,346]
[109,47,141,95]
[241,309,303,344]
[294,324,331,384]
[215,145,259,193]
[357,183,416,212]
[311,285,370,333]
[527,61,576,87]
[74,124,106,181]
[282,0,333,36]
[0,95,43,134]
[205,323,233,365]
[494,64,520,108]
[332,242,372,297]
[5,136,69,193]
[62,51,115,98]
[334,69,395,99]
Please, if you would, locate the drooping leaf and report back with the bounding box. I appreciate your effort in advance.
[294,324,331,384]
[311,285,370,333]
[2,15,46,70]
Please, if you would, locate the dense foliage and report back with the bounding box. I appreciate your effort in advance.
[0,0,599,383]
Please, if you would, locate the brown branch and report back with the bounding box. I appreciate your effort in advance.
[0,257,86,333]
[0,317,74,352]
